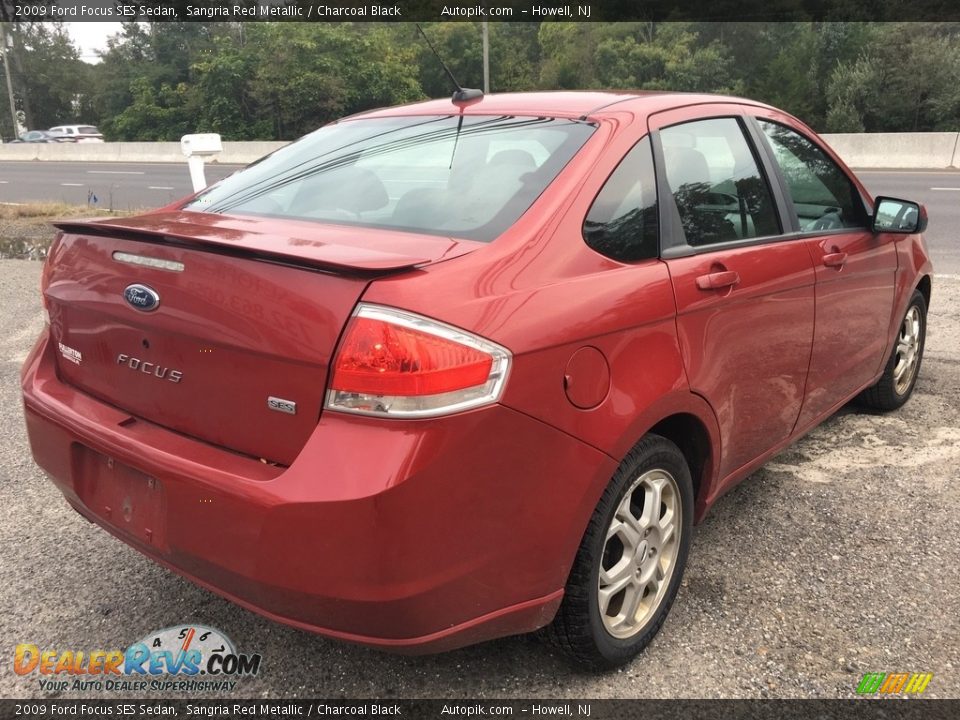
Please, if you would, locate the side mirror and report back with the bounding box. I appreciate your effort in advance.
[872,196,927,234]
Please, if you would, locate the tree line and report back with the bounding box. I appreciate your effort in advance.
[2,21,959,142]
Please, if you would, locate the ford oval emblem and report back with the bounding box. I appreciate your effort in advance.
[123,284,161,312]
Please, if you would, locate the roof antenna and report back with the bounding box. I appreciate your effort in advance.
[416,24,484,104]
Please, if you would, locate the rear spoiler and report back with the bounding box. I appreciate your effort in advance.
[52,216,437,275]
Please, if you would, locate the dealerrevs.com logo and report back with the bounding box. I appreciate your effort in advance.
[14,625,261,693]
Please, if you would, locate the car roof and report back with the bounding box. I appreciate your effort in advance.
[355,91,774,121]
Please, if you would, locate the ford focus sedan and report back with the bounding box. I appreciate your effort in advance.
[21,92,932,669]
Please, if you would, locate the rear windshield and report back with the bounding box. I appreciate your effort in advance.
[185,115,595,242]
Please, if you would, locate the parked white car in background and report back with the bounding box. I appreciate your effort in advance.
[48,125,104,143]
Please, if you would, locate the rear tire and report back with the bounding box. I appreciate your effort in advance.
[859,290,927,411]
[541,434,693,669]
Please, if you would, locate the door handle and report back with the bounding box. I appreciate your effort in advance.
[696,270,740,291]
[823,252,847,268]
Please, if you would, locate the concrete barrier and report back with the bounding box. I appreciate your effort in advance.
[0,140,288,165]
[2,135,958,169]
[220,141,288,164]
[0,143,46,162]
[819,133,959,169]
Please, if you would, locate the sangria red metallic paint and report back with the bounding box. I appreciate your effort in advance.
[21,92,932,663]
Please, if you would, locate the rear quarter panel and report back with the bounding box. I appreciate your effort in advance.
[363,110,722,514]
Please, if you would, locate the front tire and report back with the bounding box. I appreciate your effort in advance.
[542,434,693,669]
[859,289,927,411]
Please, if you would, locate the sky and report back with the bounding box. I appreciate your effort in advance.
[66,22,122,63]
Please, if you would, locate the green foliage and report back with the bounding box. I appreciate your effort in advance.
[825,56,880,132]
[2,23,89,135]
[538,23,599,88]
[4,21,960,142]
[823,23,960,132]
[86,22,210,141]
[489,22,541,91]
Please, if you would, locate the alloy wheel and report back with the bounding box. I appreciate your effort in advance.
[598,469,681,639]
[894,305,922,396]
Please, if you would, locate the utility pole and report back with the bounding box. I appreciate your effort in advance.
[482,21,490,94]
[0,23,18,138]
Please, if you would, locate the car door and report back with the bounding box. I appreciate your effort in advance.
[750,116,898,428]
[650,108,816,485]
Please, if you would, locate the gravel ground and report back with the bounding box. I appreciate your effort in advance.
[0,219,51,260]
[0,258,957,700]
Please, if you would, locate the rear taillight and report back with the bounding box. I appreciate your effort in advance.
[325,304,511,418]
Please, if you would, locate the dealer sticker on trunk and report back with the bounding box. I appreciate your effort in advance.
[58,342,82,365]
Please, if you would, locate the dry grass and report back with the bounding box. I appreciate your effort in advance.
[0,201,132,221]
[0,203,137,260]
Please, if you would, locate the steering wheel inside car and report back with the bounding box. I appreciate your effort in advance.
[810,209,843,231]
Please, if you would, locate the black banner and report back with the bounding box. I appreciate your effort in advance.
[1,700,959,720]
[3,0,960,23]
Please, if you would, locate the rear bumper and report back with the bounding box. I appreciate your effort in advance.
[21,333,616,653]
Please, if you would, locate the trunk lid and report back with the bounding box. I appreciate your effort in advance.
[45,212,474,465]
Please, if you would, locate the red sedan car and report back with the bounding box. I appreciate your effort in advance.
[22,92,931,669]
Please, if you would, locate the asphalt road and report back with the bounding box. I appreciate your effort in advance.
[857,170,960,275]
[0,163,957,273]
[0,161,242,210]
[0,172,958,701]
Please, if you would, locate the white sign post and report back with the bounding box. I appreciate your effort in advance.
[180,133,223,193]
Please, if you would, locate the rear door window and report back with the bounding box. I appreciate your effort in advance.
[659,117,781,247]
